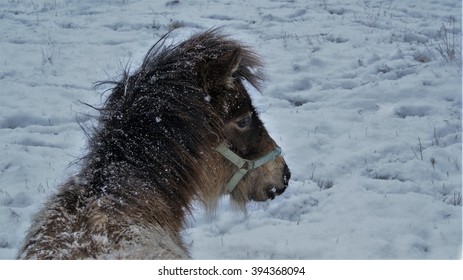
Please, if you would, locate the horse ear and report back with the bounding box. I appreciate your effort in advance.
[199,48,242,92]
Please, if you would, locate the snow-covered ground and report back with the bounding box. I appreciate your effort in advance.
[0,0,461,259]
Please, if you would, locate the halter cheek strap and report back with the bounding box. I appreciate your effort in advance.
[215,143,282,193]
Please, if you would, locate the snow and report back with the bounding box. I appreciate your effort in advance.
[0,0,461,260]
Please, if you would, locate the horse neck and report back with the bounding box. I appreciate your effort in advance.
[80,158,196,235]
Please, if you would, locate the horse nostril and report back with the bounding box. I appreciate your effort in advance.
[283,163,291,185]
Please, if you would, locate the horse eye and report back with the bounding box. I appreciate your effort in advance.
[235,114,252,129]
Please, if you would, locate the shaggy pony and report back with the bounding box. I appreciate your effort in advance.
[18,29,290,259]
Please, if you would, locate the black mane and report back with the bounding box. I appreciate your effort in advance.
[81,29,263,208]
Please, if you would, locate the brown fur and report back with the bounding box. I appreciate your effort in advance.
[18,29,290,259]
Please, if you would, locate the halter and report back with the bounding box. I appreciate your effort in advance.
[215,143,282,193]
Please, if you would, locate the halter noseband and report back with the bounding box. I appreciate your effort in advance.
[215,143,282,193]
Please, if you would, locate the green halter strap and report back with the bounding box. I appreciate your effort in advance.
[215,143,282,193]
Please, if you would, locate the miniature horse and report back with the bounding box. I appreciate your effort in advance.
[18,29,290,259]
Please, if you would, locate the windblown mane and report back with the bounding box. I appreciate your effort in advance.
[83,29,263,219]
